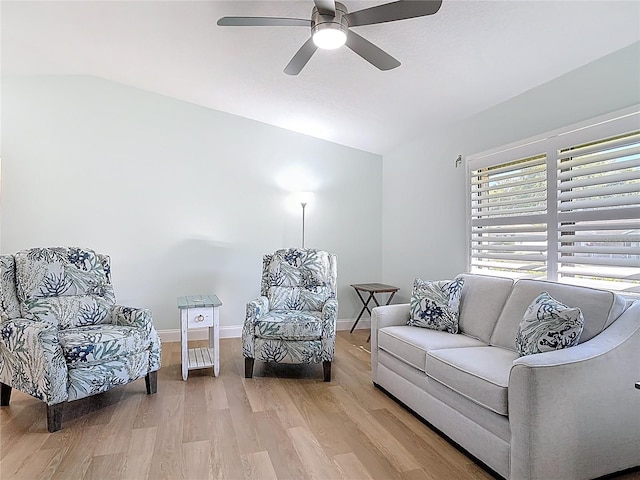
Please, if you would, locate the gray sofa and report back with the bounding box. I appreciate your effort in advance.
[371,274,640,480]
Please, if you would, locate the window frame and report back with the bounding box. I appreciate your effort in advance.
[466,105,640,295]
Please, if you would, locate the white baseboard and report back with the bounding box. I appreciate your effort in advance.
[158,318,369,343]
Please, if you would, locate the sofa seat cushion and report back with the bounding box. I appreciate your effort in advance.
[255,310,323,340]
[59,324,150,367]
[426,346,519,415]
[378,326,487,373]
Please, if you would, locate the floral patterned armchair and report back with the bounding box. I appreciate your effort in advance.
[243,248,337,381]
[0,247,161,432]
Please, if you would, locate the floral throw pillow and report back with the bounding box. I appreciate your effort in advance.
[408,276,464,333]
[515,292,584,356]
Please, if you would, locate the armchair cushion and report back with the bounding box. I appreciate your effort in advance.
[59,324,151,366]
[24,295,114,329]
[255,310,323,341]
[267,285,332,311]
[15,247,116,326]
[262,249,335,311]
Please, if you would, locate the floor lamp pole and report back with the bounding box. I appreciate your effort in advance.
[301,202,307,249]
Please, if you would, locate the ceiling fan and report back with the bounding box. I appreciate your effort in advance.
[217,0,443,75]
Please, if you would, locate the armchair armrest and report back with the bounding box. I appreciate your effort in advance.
[0,318,68,405]
[508,301,640,480]
[109,305,153,332]
[108,305,160,371]
[320,298,338,361]
[242,296,269,359]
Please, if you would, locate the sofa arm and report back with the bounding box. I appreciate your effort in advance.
[0,318,68,405]
[370,303,410,383]
[242,296,269,359]
[508,301,640,480]
[370,303,410,345]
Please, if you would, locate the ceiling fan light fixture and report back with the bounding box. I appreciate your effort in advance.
[312,27,347,49]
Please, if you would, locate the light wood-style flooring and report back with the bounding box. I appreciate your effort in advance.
[1,331,638,480]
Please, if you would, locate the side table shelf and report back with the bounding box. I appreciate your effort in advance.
[178,294,222,381]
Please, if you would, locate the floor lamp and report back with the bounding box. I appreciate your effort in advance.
[297,192,313,248]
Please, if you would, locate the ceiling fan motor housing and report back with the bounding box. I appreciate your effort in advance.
[311,2,349,41]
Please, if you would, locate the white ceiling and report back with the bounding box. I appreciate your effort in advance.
[2,1,639,154]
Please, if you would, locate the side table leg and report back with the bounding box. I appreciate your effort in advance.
[181,310,188,381]
[212,306,220,377]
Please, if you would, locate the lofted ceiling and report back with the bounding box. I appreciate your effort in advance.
[2,1,639,154]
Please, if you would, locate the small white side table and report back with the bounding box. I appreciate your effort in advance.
[178,294,222,381]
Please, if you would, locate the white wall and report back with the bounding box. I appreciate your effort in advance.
[382,42,640,303]
[1,75,383,332]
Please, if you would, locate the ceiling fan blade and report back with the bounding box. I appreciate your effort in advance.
[217,17,311,27]
[314,0,336,15]
[346,0,442,27]
[345,30,400,71]
[284,38,318,75]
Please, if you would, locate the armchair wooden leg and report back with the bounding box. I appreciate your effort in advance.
[47,403,64,433]
[1,382,12,406]
[145,371,158,394]
[245,358,254,378]
[323,361,332,382]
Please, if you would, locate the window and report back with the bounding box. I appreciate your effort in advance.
[467,107,640,294]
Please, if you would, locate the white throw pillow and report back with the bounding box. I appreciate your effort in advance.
[515,292,584,356]
[408,276,464,333]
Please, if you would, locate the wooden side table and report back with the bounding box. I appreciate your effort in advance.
[178,294,222,381]
[350,283,400,341]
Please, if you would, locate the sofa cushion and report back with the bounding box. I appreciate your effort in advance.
[59,324,150,366]
[378,325,486,373]
[515,292,584,356]
[426,346,519,416]
[458,274,514,343]
[408,276,464,333]
[255,310,323,340]
[490,279,627,352]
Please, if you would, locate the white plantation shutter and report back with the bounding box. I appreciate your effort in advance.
[556,131,640,293]
[467,107,640,294]
[470,154,548,278]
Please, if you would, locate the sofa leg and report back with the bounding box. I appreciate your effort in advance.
[1,382,12,406]
[47,403,64,433]
[323,361,332,382]
[145,371,158,394]
[244,358,254,378]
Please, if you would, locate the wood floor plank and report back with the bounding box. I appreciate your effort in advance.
[122,426,157,480]
[333,452,375,480]
[181,439,212,479]
[254,409,309,480]
[241,450,279,480]
[287,425,343,479]
[330,385,421,472]
[84,452,126,480]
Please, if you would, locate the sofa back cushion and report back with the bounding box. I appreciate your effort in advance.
[0,255,21,321]
[15,247,116,328]
[490,279,628,351]
[457,274,514,343]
